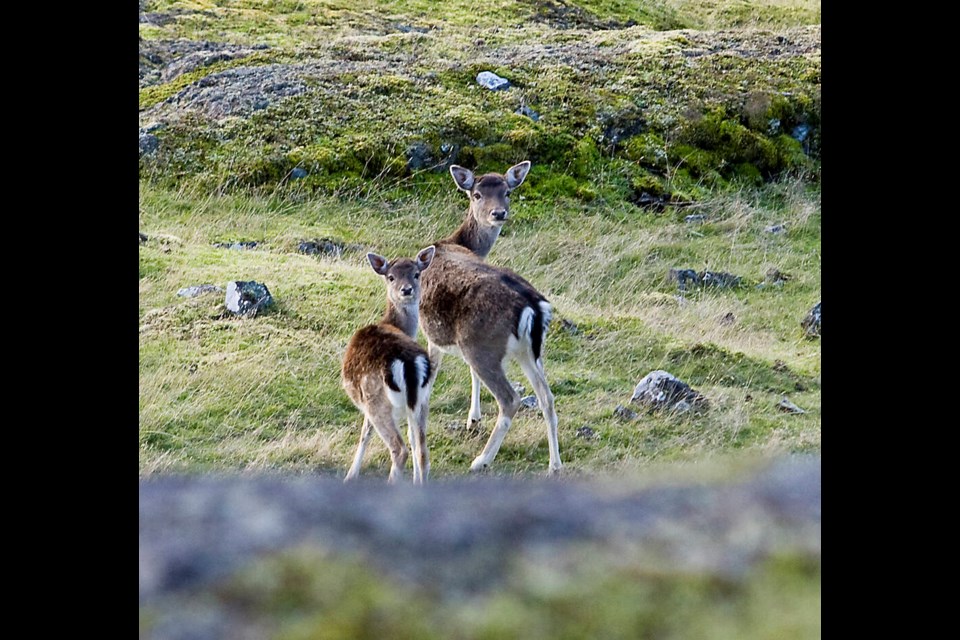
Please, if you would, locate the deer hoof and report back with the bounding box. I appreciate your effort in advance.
[469,459,490,473]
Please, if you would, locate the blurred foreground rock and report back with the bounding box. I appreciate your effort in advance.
[140,456,819,606]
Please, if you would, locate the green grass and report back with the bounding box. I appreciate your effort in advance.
[139,177,820,476]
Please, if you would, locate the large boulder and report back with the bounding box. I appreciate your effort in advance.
[801,302,821,337]
[630,370,709,413]
[225,281,273,316]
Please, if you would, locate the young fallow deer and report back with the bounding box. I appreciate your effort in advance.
[342,246,436,484]
[418,161,563,474]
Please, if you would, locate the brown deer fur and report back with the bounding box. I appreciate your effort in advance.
[342,247,435,484]
[418,161,563,473]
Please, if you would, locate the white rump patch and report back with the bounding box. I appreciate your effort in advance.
[386,359,406,411]
[539,300,553,330]
[518,306,535,341]
[414,355,429,389]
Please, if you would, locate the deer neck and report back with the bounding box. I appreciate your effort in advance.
[382,300,419,338]
[445,211,501,259]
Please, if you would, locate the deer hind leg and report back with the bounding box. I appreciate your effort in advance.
[463,348,521,472]
[517,349,563,474]
[368,404,408,484]
[468,367,482,429]
[344,414,373,482]
[407,399,430,484]
[427,341,444,385]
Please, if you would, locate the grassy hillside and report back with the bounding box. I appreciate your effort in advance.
[138,0,821,478]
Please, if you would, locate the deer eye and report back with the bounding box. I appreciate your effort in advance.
[388,275,395,282]
[414,273,420,279]
[473,192,482,200]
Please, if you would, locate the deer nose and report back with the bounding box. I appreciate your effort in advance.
[400,285,414,296]
[492,209,507,221]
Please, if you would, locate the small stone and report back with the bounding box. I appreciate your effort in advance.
[684,214,707,224]
[177,284,223,298]
[801,301,821,338]
[719,312,736,326]
[520,395,538,409]
[700,271,742,289]
[290,167,307,179]
[777,397,807,414]
[575,426,596,440]
[668,268,701,291]
[214,241,258,250]
[139,133,159,156]
[765,268,791,285]
[630,370,709,413]
[476,71,510,91]
[515,105,540,121]
[559,318,580,335]
[405,142,433,171]
[139,232,148,244]
[298,238,346,257]
[225,281,274,316]
[792,124,811,143]
[614,405,639,421]
[765,223,786,234]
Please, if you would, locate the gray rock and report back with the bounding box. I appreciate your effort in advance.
[801,301,821,337]
[684,214,707,224]
[668,268,701,291]
[668,268,744,291]
[405,142,434,171]
[214,241,258,250]
[598,105,646,148]
[777,397,807,414]
[290,167,307,179]
[700,271,742,289]
[613,404,638,421]
[476,71,510,91]
[630,370,709,413]
[225,281,274,316]
[765,223,786,234]
[792,124,811,143]
[177,284,223,298]
[298,238,346,257]
[520,395,538,409]
[559,318,580,335]
[575,426,596,440]
[148,64,308,119]
[139,133,159,156]
[515,105,540,121]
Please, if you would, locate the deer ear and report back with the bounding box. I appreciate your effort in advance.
[366,252,390,275]
[450,165,475,192]
[416,245,436,271]
[505,160,531,189]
